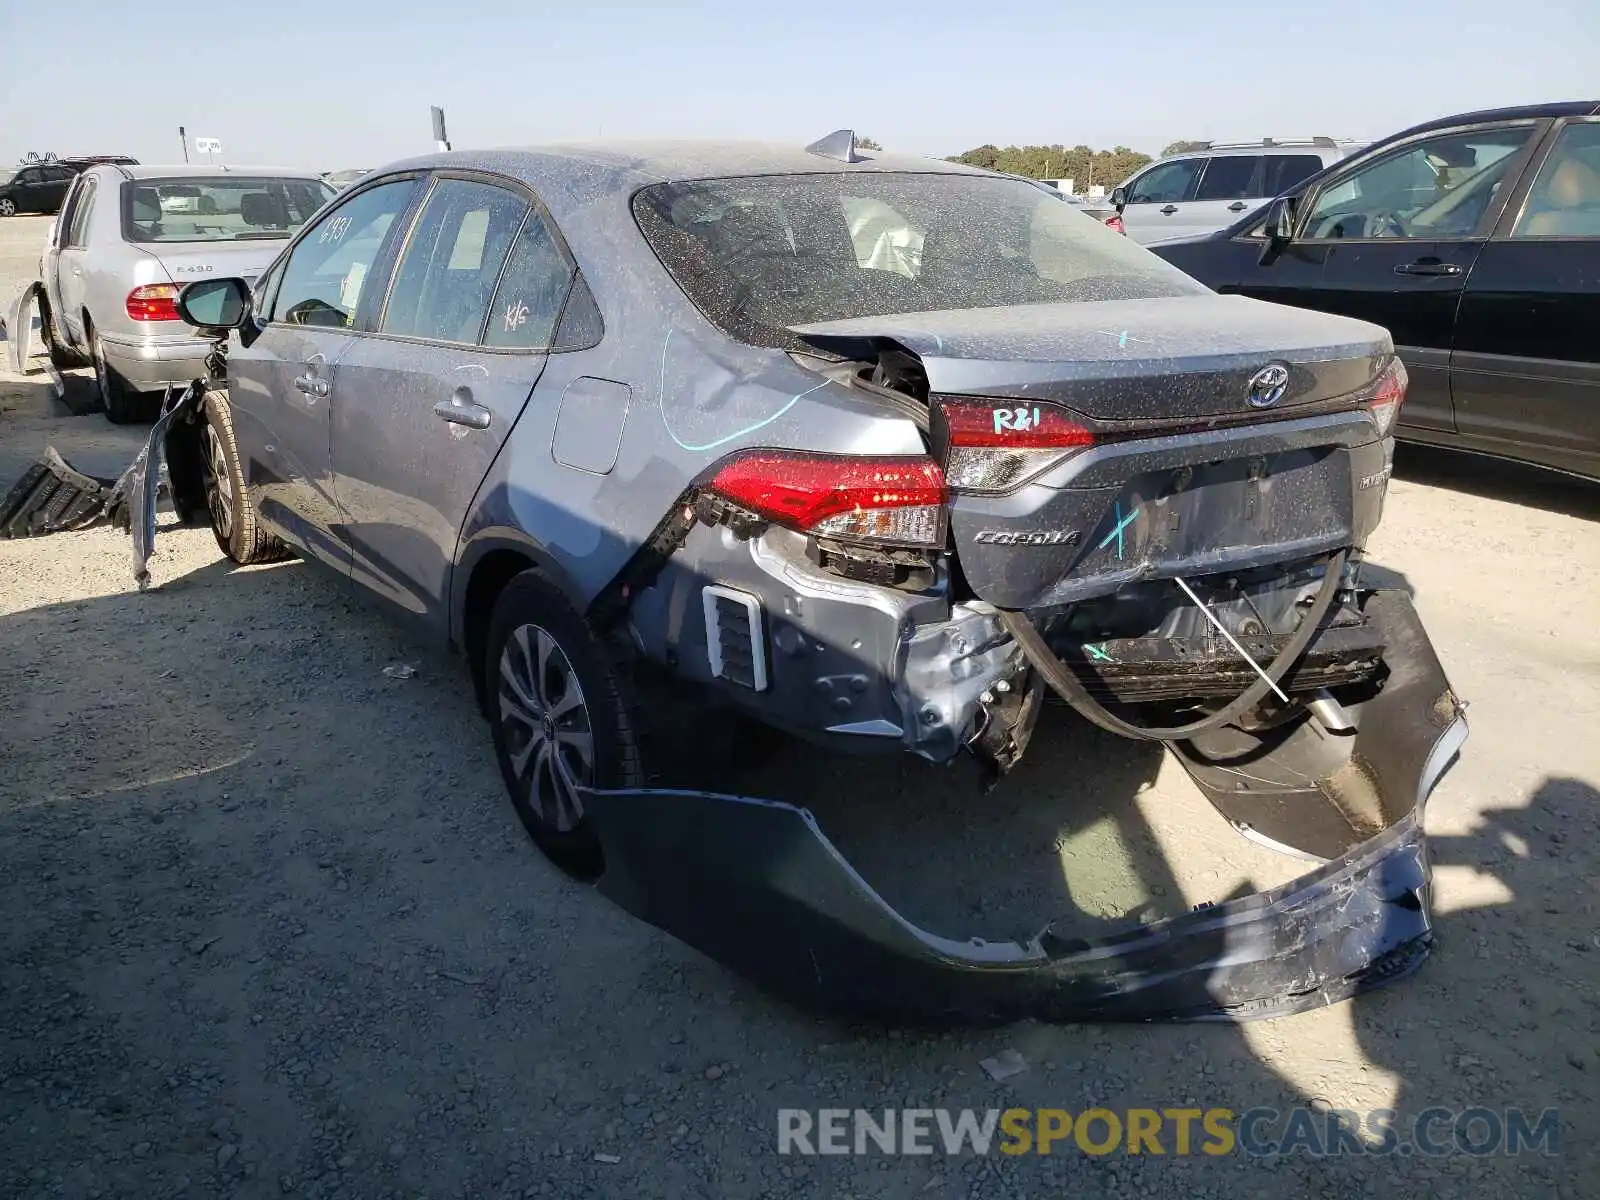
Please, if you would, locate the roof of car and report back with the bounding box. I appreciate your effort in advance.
[1382,100,1600,142]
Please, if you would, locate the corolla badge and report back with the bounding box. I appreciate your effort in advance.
[1247,364,1290,409]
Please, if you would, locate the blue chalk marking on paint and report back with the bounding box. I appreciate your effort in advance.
[657,329,829,452]
[1098,503,1137,559]
[1085,643,1113,663]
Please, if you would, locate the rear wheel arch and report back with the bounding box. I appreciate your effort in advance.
[456,539,587,714]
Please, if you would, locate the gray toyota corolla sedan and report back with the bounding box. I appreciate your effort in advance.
[161,131,1465,1023]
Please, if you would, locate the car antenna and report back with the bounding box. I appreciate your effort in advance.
[805,129,863,164]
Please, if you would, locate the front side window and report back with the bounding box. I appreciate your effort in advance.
[271,179,417,328]
[1302,125,1533,240]
[380,178,528,344]
[634,171,1204,347]
[1127,158,1204,204]
[1195,156,1260,200]
[1512,121,1600,238]
[122,176,334,245]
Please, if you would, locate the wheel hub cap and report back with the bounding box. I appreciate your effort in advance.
[497,623,594,832]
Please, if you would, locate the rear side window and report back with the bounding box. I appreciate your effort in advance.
[65,179,97,248]
[380,178,528,344]
[634,171,1204,348]
[1127,158,1204,204]
[1262,154,1325,196]
[1194,156,1261,200]
[484,214,574,349]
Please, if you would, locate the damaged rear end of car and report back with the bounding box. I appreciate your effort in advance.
[576,164,1467,1022]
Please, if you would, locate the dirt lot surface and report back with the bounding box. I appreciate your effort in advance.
[2,213,1597,1199]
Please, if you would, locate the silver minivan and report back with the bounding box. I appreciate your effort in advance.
[1110,138,1365,244]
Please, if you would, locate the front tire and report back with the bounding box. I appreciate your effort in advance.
[201,389,289,564]
[40,302,84,370]
[0,199,15,218]
[486,571,648,878]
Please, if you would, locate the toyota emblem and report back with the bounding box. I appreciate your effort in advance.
[1247,364,1290,409]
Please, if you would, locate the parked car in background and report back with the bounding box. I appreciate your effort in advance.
[324,168,370,190]
[1109,137,1365,244]
[36,163,334,421]
[1153,101,1600,481]
[153,132,1464,1022]
[0,162,81,216]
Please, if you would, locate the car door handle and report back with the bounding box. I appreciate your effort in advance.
[1160,205,1179,215]
[1227,201,1249,212]
[433,397,491,430]
[293,375,329,398]
[1394,261,1463,277]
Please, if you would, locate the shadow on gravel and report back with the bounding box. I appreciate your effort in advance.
[0,546,1567,1200]
[1394,443,1600,523]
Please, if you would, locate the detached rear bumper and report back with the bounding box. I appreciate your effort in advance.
[581,590,1466,1023]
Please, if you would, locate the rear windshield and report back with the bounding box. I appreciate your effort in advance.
[121,176,334,244]
[633,172,1205,346]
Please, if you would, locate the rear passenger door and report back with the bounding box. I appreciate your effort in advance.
[331,173,578,633]
[1451,117,1600,475]
[1183,154,1263,238]
[1117,156,1205,244]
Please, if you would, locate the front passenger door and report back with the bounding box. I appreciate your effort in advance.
[332,175,577,633]
[229,176,421,569]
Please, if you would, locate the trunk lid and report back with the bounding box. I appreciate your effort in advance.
[137,239,286,289]
[792,293,1389,421]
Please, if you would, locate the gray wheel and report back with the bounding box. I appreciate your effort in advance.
[201,389,289,564]
[498,623,596,833]
[486,569,649,877]
[0,198,15,218]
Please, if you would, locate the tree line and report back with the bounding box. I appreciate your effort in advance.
[943,144,1154,189]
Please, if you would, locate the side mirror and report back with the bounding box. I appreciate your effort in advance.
[176,277,251,330]
[1263,195,1297,246]
[1110,186,1128,211]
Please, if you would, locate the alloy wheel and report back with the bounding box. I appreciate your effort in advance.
[0,199,14,217]
[497,623,595,832]
[204,422,234,539]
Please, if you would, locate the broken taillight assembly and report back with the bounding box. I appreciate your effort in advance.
[704,451,947,548]
[937,397,1096,493]
[126,284,183,322]
[1105,214,1126,235]
[1365,358,1408,437]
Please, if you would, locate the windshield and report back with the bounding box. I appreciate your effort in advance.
[121,176,334,244]
[634,172,1204,346]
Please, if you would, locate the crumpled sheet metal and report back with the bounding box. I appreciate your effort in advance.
[121,386,202,588]
[5,281,65,399]
[580,591,1467,1025]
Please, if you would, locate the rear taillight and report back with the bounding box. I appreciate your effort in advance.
[1105,214,1126,235]
[938,398,1096,493]
[704,451,947,548]
[126,284,182,322]
[1366,358,1408,437]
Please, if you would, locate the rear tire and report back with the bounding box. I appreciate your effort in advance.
[201,388,290,564]
[0,199,15,218]
[486,570,649,879]
[93,330,143,424]
[40,302,84,371]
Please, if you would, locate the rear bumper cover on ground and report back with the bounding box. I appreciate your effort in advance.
[580,591,1465,1023]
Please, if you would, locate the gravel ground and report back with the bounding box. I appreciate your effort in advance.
[2,213,1598,1199]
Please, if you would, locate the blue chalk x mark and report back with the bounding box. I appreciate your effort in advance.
[1085,643,1113,663]
[1098,503,1137,560]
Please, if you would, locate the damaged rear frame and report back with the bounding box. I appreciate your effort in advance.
[580,590,1466,1024]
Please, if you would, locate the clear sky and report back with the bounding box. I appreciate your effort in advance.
[2,0,1596,170]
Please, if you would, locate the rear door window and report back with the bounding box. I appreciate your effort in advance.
[1194,156,1261,200]
[380,177,528,344]
[1511,121,1600,238]
[65,178,96,247]
[1262,154,1325,195]
[1128,158,1204,204]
